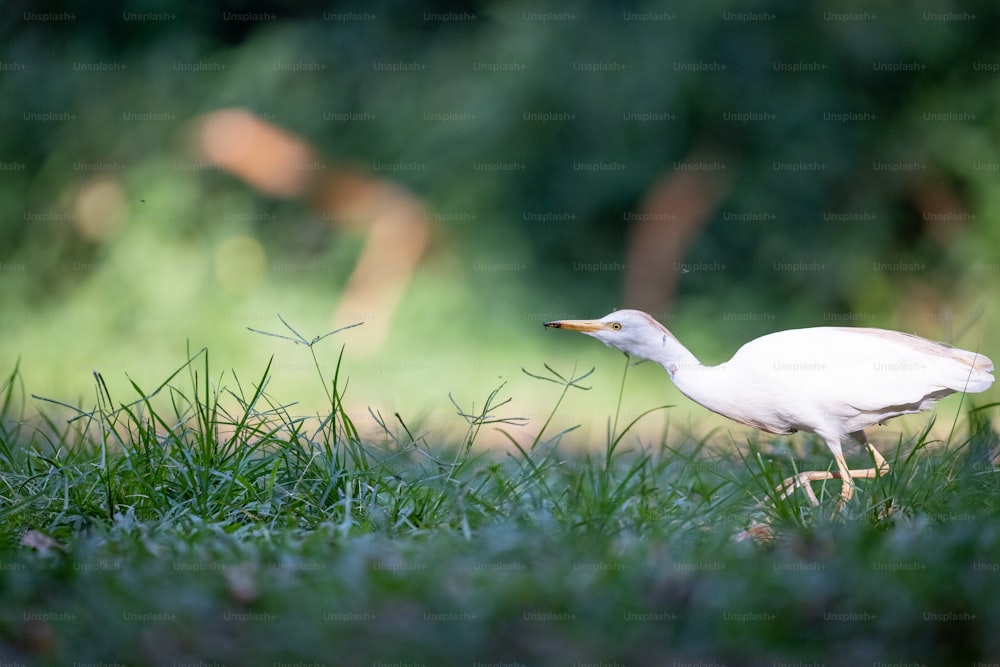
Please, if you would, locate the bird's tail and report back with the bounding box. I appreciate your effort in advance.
[952,349,994,393]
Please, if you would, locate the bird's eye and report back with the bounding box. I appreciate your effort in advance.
[611,322,622,330]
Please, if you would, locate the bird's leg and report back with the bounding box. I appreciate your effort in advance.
[777,470,837,505]
[853,430,889,476]
[832,449,856,505]
[800,478,820,506]
[776,463,834,505]
[840,430,890,484]
[775,465,852,507]
[857,433,892,519]
[775,437,849,506]
[775,431,890,506]
[832,431,891,509]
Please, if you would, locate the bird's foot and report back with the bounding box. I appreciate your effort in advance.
[776,470,836,506]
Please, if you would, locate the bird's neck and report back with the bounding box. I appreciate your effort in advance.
[634,327,703,380]
[637,329,733,413]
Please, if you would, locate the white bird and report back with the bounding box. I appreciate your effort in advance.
[544,309,994,505]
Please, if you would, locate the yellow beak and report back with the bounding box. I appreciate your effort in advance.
[543,319,606,333]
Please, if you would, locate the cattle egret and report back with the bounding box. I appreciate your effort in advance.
[544,309,994,505]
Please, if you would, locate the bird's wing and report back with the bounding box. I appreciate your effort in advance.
[730,327,994,416]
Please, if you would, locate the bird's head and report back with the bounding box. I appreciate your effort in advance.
[543,309,677,362]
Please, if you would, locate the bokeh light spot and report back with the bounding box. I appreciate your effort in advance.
[73,176,126,242]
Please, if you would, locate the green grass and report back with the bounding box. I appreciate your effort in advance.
[1,326,1000,665]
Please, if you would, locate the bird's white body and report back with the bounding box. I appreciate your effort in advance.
[670,325,993,437]
[545,309,994,503]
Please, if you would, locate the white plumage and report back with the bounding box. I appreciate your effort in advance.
[545,309,994,504]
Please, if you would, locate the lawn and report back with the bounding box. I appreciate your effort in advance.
[1,328,999,666]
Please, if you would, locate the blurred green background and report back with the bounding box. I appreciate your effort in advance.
[2,0,999,445]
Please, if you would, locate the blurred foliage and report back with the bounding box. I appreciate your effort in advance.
[1,0,1000,408]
